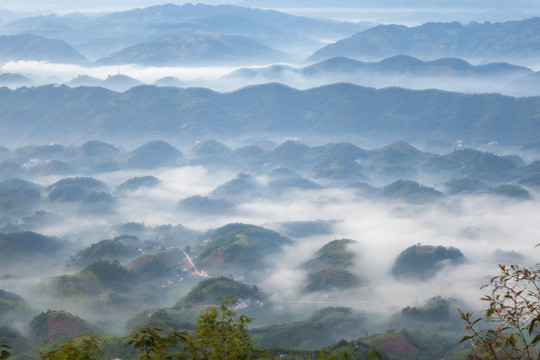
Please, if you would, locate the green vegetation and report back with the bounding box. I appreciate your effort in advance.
[302,239,356,272]
[305,269,360,292]
[68,238,141,268]
[29,310,99,344]
[117,176,161,193]
[424,149,519,182]
[177,195,235,215]
[196,224,292,274]
[383,180,442,203]
[253,307,366,350]
[0,341,10,359]
[279,220,335,238]
[37,260,139,299]
[127,141,183,170]
[39,336,103,360]
[210,174,259,201]
[445,178,488,195]
[0,231,65,262]
[0,179,41,215]
[0,289,26,318]
[128,248,186,279]
[175,277,265,308]
[1,84,540,145]
[78,191,116,214]
[459,263,540,359]
[488,184,532,200]
[35,298,262,360]
[392,244,465,280]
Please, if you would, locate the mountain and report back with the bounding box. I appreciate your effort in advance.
[127,140,183,169]
[307,18,540,64]
[29,310,99,344]
[196,223,292,276]
[0,231,66,263]
[382,180,442,203]
[0,73,33,87]
[174,277,266,307]
[68,237,143,268]
[0,84,540,146]
[230,55,532,80]
[153,77,185,87]
[240,0,539,8]
[66,75,103,87]
[253,307,368,350]
[116,176,160,193]
[226,55,538,96]
[392,245,465,280]
[96,33,288,66]
[0,33,88,64]
[302,239,357,272]
[1,4,368,60]
[101,74,144,92]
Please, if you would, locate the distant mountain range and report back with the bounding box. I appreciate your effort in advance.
[239,0,539,8]
[0,83,538,146]
[96,32,288,66]
[307,17,540,64]
[226,55,540,97]
[0,33,88,64]
[228,55,534,80]
[0,4,368,61]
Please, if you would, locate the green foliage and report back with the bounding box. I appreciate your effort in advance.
[460,264,540,359]
[29,310,99,344]
[127,141,183,170]
[196,224,292,273]
[126,327,187,360]
[39,336,102,360]
[210,173,259,201]
[117,176,160,193]
[424,149,519,182]
[401,296,453,323]
[47,177,107,202]
[302,239,356,272]
[279,220,335,238]
[392,244,465,280]
[183,297,262,360]
[80,259,138,291]
[382,180,442,203]
[0,232,65,262]
[0,341,10,359]
[78,191,116,214]
[68,239,140,268]
[488,184,532,200]
[0,178,41,214]
[128,248,186,279]
[177,195,234,215]
[176,277,265,308]
[253,307,367,350]
[305,269,360,292]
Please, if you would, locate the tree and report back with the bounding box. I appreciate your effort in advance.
[183,297,264,360]
[39,336,102,360]
[460,264,540,359]
[0,341,10,360]
[126,326,187,360]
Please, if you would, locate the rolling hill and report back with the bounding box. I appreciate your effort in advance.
[307,18,540,64]
[0,84,538,146]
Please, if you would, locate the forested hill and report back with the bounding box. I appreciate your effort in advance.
[0,83,538,145]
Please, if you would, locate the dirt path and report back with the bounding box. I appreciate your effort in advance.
[183,251,211,278]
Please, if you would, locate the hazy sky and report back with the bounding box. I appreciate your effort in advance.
[0,1,237,13]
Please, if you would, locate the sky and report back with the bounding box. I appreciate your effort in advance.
[0,1,241,13]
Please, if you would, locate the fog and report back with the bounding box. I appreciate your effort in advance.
[3,60,540,97]
[2,138,539,336]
